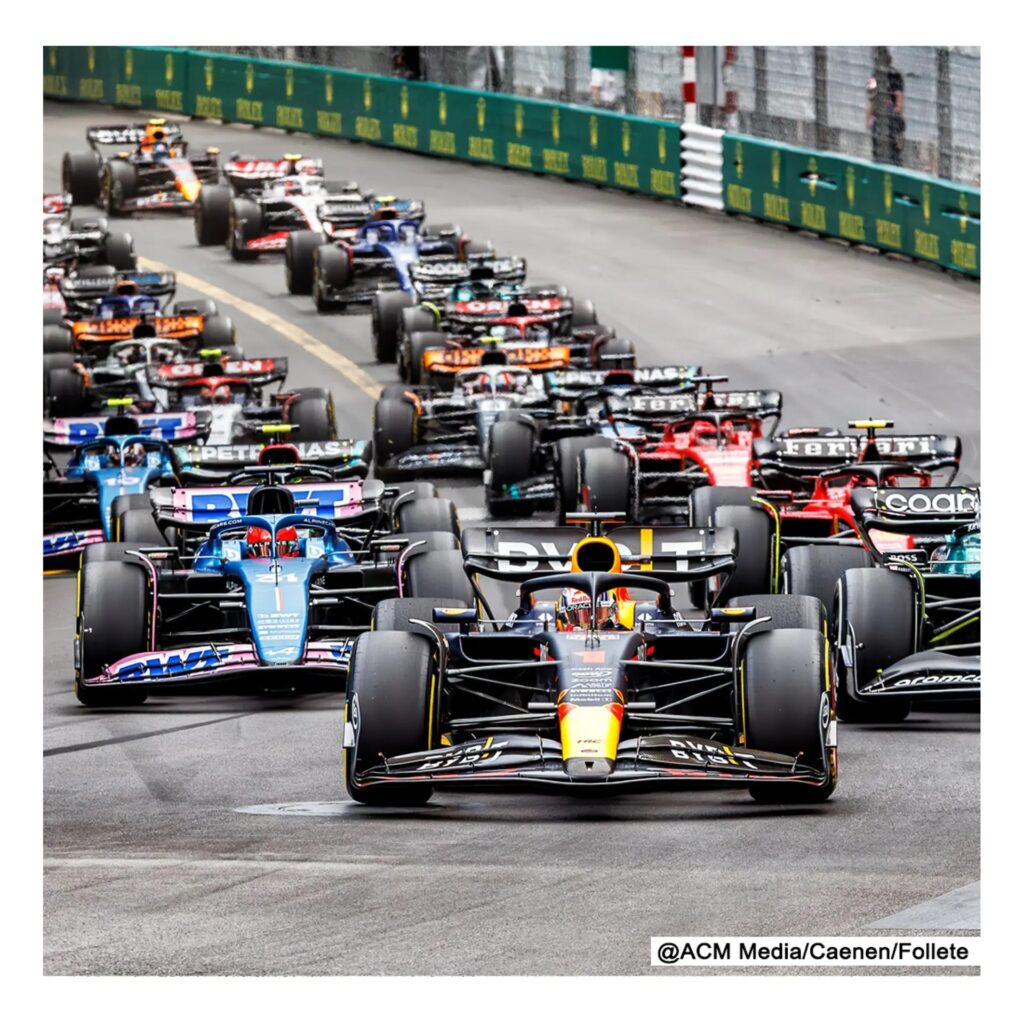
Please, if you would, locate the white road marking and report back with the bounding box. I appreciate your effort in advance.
[866,881,980,930]
[138,255,383,402]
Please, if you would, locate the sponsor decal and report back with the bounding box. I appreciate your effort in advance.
[115,646,231,680]
[420,740,507,772]
[878,490,979,516]
[668,738,759,769]
[863,671,981,693]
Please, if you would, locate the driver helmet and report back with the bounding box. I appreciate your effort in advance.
[112,442,145,468]
[151,141,169,159]
[246,526,273,559]
[556,588,617,631]
[199,383,233,404]
[275,525,300,558]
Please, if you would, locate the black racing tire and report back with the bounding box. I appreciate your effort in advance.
[195,183,233,246]
[571,298,598,327]
[372,290,415,363]
[404,549,476,607]
[688,486,759,608]
[726,593,826,637]
[345,631,436,805]
[45,367,85,417]
[43,308,65,326]
[173,298,218,318]
[835,568,915,723]
[381,383,417,401]
[287,388,337,441]
[43,353,75,378]
[80,542,145,566]
[401,306,439,344]
[116,508,168,546]
[101,161,137,217]
[76,559,150,706]
[405,332,446,385]
[744,627,834,802]
[373,398,417,477]
[710,503,773,609]
[62,151,101,205]
[782,544,874,632]
[578,446,632,519]
[553,436,612,523]
[228,197,263,261]
[284,230,325,295]
[200,315,236,350]
[488,419,535,502]
[592,335,635,369]
[43,325,73,355]
[102,231,136,271]
[396,498,459,536]
[371,597,471,639]
[312,245,351,311]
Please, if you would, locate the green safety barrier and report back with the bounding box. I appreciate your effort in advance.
[721,133,980,277]
[43,46,680,201]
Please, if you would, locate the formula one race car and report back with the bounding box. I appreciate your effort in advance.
[43,194,135,277]
[374,363,704,492]
[375,272,602,366]
[342,517,837,805]
[62,119,220,215]
[196,170,392,265]
[398,321,634,386]
[143,355,337,446]
[73,483,475,706]
[833,485,980,722]
[305,215,490,311]
[679,420,964,615]
[43,412,210,567]
[371,255,527,362]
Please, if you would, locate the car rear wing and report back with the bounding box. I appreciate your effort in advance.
[544,365,702,394]
[850,486,980,539]
[410,255,528,288]
[174,438,371,474]
[754,432,962,476]
[151,477,375,530]
[619,388,783,421]
[461,524,737,582]
[43,410,213,448]
[60,270,176,304]
[223,156,324,184]
[87,124,183,146]
[318,197,375,225]
[423,344,573,376]
[147,356,289,389]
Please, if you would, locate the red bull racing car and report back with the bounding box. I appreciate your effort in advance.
[343,517,837,806]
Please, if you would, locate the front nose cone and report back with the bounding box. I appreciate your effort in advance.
[565,757,614,781]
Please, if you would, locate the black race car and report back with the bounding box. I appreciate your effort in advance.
[62,119,221,215]
[343,517,838,806]
[834,484,980,722]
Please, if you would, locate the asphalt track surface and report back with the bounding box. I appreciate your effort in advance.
[43,101,980,976]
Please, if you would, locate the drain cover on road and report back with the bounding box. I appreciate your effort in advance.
[235,802,352,817]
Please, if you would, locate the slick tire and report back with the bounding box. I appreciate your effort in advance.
[782,544,873,632]
[228,198,263,260]
[578,446,632,519]
[835,568,915,723]
[372,290,414,363]
[312,245,351,311]
[488,419,535,512]
[102,231,136,270]
[372,398,417,478]
[396,498,460,536]
[711,503,773,608]
[345,631,437,805]
[287,388,337,441]
[404,549,476,608]
[195,184,232,246]
[743,627,834,802]
[553,436,612,524]
[285,230,325,295]
[199,315,236,350]
[571,298,598,327]
[592,335,635,370]
[62,151,101,205]
[76,559,149,706]
[43,325,74,355]
[101,161,137,217]
[45,367,85,417]
[371,597,471,639]
[405,332,446,385]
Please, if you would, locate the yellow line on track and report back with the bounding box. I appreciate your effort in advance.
[138,255,382,402]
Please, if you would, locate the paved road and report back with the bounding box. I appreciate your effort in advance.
[43,102,980,975]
